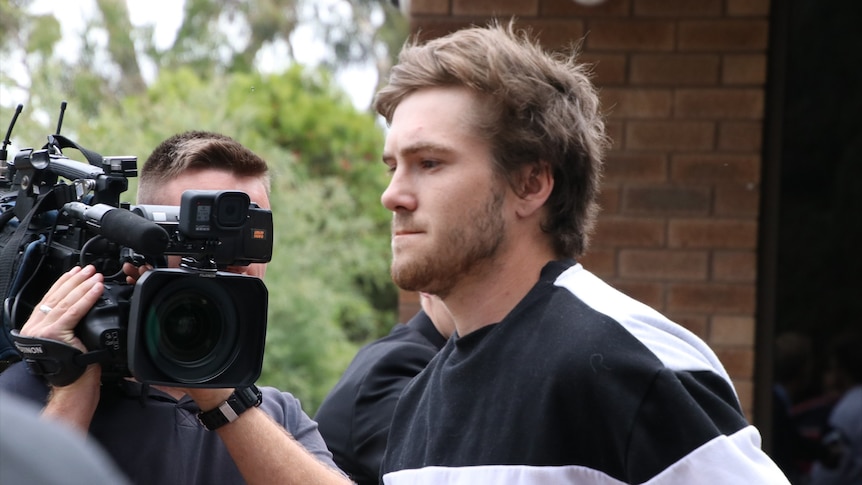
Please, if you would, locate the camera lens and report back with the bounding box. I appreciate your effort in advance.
[142,277,239,383]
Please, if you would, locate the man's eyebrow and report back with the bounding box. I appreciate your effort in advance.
[382,142,456,162]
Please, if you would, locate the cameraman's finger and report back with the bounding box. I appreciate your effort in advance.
[43,265,98,303]
[38,274,103,348]
[52,272,104,323]
[42,265,85,299]
[36,266,99,323]
[122,261,151,284]
[21,269,102,342]
[23,265,92,329]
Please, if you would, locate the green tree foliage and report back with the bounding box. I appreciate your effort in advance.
[74,66,394,411]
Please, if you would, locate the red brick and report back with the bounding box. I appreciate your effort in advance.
[619,249,708,280]
[678,20,769,51]
[609,279,666,310]
[592,217,667,247]
[668,219,757,249]
[626,121,716,151]
[667,282,756,314]
[453,0,538,16]
[410,0,450,15]
[630,54,720,85]
[634,0,722,16]
[714,185,760,217]
[723,54,768,85]
[734,379,754,419]
[674,89,765,119]
[398,290,421,323]
[623,186,712,215]
[718,121,763,151]
[671,154,761,184]
[542,0,631,16]
[714,347,755,379]
[710,315,756,346]
[669,314,709,339]
[712,250,757,282]
[533,20,587,50]
[410,19,485,42]
[586,19,675,51]
[604,153,668,183]
[579,247,617,277]
[727,0,770,16]
[579,53,628,85]
[598,184,622,214]
[602,88,672,119]
[605,121,625,151]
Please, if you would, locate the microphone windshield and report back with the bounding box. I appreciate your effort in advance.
[100,209,170,255]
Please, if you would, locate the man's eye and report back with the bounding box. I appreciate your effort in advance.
[420,160,439,169]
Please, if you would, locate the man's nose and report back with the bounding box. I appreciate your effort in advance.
[381,167,417,213]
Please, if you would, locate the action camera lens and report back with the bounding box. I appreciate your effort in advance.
[215,192,248,227]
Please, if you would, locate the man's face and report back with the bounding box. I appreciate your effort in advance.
[158,168,270,279]
[380,86,510,297]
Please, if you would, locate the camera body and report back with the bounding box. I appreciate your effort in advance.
[0,129,273,387]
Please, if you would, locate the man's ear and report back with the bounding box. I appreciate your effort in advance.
[515,161,553,218]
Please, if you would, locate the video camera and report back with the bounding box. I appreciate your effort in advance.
[0,103,273,388]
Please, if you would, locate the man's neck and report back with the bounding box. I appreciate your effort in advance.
[443,245,555,337]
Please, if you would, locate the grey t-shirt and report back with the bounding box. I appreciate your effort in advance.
[0,363,338,484]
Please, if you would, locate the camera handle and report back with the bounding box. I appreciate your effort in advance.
[43,134,103,168]
[9,330,111,386]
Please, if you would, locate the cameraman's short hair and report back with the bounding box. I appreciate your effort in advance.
[374,20,607,257]
[138,131,270,204]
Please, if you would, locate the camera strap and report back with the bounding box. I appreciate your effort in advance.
[0,191,52,313]
[43,134,104,168]
[9,330,109,387]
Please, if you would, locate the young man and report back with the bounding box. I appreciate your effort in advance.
[0,132,351,485]
[375,22,790,484]
[315,293,454,484]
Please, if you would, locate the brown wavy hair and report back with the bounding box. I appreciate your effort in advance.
[374,21,607,257]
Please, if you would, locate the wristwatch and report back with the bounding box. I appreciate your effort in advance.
[197,385,263,431]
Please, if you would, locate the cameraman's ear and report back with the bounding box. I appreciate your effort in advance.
[514,161,553,219]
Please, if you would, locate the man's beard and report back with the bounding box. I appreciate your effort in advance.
[390,185,506,298]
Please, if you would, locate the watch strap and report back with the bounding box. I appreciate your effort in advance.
[197,385,262,431]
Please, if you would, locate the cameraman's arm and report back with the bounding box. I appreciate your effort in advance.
[42,366,101,432]
[188,388,353,485]
[20,265,105,433]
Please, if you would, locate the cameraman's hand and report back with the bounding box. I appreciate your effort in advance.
[184,387,235,412]
[22,265,103,350]
[21,264,105,432]
[122,261,153,285]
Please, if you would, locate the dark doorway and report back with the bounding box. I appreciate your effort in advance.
[758,0,862,482]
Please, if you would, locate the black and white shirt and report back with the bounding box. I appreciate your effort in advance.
[382,260,788,484]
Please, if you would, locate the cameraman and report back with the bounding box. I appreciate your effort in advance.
[0,132,352,485]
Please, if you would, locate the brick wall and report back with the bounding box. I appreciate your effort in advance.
[399,0,770,417]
